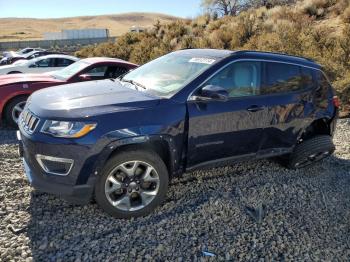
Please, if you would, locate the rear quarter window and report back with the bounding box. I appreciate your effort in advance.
[315,71,332,109]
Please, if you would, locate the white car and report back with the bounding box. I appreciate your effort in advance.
[0,54,79,75]
[2,47,45,58]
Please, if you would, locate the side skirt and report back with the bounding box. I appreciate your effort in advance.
[185,147,293,173]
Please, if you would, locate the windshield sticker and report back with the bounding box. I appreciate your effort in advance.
[189,58,216,65]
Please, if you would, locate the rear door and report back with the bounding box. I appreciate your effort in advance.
[258,61,315,153]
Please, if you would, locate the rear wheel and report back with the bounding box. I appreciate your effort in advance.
[288,135,335,169]
[95,150,169,218]
[4,96,28,127]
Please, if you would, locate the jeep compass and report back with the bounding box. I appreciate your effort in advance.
[18,49,339,218]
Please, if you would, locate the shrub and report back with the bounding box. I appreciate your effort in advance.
[342,5,350,23]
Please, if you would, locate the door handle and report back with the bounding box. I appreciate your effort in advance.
[247,105,264,112]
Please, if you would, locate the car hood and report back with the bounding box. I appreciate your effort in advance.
[28,79,161,118]
[0,73,62,87]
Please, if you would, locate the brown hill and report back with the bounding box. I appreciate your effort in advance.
[0,12,181,42]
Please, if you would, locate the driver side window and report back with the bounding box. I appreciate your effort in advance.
[205,61,261,97]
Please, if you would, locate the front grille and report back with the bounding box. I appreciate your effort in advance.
[20,110,40,133]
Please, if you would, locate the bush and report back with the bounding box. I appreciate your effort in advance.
[342,5,350,23]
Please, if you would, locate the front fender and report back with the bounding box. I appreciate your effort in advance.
[76,134,180,185]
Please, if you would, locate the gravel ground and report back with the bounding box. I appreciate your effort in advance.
[0,120,350,261]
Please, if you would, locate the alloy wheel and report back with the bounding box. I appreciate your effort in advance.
[104,160,160,211]
[11,101,26,124]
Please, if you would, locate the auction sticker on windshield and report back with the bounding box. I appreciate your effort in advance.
[189,58,216,64]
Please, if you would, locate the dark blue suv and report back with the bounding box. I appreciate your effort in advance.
[18,49,339,218]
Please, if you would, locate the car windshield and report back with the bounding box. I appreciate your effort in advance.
[121,52,216,97]
[51,60,90,80]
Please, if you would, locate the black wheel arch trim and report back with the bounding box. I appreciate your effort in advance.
[77,134,180,186]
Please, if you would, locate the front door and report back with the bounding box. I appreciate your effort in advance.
[187,61,268,167]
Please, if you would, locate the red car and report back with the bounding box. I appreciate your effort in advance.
[0,57,138,126]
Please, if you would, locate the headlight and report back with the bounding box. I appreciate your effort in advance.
[41,120,97,138]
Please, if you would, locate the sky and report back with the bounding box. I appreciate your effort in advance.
[0,0,203,18]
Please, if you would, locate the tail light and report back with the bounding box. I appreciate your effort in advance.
[332,96,340,108]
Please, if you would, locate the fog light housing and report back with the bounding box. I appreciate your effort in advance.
[35,154,74,176]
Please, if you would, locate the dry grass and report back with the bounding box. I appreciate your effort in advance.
[0,12,181,42]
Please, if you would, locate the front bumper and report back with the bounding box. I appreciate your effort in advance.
[18,130,95,204]
[22,157,94,204]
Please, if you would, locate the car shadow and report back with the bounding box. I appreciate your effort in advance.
[22,154,350,260]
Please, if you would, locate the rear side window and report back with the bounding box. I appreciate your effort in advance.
[262,62,308,95]
[56,58,75,67]
[106,66,130,78]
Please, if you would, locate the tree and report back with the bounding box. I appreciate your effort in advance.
[202,0,296,16]
[201,0,246,16]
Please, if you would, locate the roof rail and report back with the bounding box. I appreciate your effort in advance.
[234,50,315,62]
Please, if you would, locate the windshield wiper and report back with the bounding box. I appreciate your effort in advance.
[120,79,146,90]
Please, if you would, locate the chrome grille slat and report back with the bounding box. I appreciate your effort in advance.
[29,116,36,129]
[20,110,40,134]
[24,111,31,124]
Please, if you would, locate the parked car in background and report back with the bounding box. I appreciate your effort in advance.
[2,47,44,57]
[3,50,65,65]
[1,48,45,64]
[17,49,339,218]
[0,57,137,126]
[0,54,78,75]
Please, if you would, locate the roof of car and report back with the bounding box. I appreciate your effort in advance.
[81,57,138,66]
[174,49,235,59]
[232,50,321,69]
[34,54,79,61]
[174,49,320,69]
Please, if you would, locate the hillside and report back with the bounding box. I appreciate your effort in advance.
[0,12,181,41]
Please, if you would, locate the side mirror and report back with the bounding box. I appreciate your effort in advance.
[29,63,37,68]
[199,85,229,101]
[78,74,92,81]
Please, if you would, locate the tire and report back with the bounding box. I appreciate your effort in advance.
[7,71,22,74]
[4,96,28,127]
[287,135,335,169]
[95,150,169,218]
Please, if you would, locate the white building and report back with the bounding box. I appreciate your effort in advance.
[44,29,109,40]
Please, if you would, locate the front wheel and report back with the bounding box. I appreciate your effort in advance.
[4,96,28,127]
[95,150,169,218]
[288,135,335,169]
